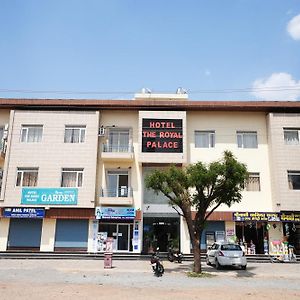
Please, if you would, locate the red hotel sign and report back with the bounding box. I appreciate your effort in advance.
[142,118,183,153]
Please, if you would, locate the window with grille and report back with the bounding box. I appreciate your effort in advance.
[284,128,299,145]
[245,173,260,191]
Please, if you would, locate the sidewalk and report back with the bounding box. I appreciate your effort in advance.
[0,259,299,300]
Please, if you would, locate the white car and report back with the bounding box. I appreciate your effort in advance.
[206,242,247,270]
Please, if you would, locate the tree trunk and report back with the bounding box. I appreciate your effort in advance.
[193,236,202,273]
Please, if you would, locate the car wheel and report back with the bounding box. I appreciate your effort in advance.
[241,265,247,270]
[215,258,221,270]
[206,256,211,265]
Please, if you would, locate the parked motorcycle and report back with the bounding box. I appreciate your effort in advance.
[167,247,183,263]
[150,248,164,277]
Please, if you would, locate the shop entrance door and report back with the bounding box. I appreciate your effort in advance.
[99,223,132,252]
[117,224,129,251]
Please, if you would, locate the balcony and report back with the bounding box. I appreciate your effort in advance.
[99,187,134,206]
[101,143,134,162]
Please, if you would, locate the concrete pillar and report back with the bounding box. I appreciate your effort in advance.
[0,218,10,251]
[181,216,191,254]
[40,218,56,252]
[88,219,98,253]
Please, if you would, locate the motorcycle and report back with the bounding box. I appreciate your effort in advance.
[150,248,164,277]
[167,247,183,263]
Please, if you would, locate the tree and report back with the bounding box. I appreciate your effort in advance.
[145,151,248,273]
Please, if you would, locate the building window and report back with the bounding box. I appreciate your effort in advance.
[284,128,299,145]
[245,173,260,191]
[16,168,38,187]
[237,131,258,148]
[61,168,83,187]
[104,128,131,152]
[64,126,86,143]
[105,170,129,197]
[195,131,215,148]
[288,171,300,190]
[21,125,43,143]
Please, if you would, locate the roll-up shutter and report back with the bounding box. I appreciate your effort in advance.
[8,219,42,248]
[54,219,88,249]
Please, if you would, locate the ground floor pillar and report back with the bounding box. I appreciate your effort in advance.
[0,218,10,251]
[40,218,56,252]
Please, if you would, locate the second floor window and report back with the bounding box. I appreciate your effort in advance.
[61,168,83,187]
[195,131,215,148]
[237,131,258,148]
[64,126,86,143]
[284,128,299,145]
[16,168,38,187]
[288,171,300,190]
[21,125,43,143]
[245,173,260,191]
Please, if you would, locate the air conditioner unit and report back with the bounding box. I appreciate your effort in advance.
[98,126,106,136]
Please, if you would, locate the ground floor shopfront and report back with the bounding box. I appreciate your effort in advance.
[0,208,299,255]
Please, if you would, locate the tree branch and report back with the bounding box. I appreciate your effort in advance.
[172,205,184,217]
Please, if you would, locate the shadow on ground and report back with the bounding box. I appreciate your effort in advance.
[164,262,256,278]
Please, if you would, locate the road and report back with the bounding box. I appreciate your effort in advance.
[0,259,299,299]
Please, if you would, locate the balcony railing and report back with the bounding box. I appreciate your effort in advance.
[101,187,133,198]
[102,144,134,153]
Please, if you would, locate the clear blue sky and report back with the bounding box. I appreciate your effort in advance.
[0,0,299,101]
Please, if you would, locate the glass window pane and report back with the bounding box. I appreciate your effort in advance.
[80,129,85,143]
[78,172,83,187]
[195,132,209,148]
[16,172,22,186]
[243,133,257,148]
[284,130,299,145]
[288,172,300,190]
[61,172,77,187]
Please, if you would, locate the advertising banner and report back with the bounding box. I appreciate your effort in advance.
[3,207,45,218]
[233,212,281,222]
[21,188,78,205]
[142,118,183,153]
[95,207,135,220]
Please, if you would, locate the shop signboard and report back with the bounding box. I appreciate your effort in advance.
[21,188,78,205]
[95,207,135,220]
[233,212,281,222]
[142,118,183,153]
[3,207,45,218]
[280,212,300,222]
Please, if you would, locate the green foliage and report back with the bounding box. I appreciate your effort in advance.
[145,151,248,273]
[145,151,248,220]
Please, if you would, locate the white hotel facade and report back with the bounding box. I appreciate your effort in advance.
[0,93,299,255]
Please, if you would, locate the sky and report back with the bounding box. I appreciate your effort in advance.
[0,0,300,101]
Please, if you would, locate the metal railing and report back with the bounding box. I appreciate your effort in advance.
[101,187,133,198]
[102,144,134,153]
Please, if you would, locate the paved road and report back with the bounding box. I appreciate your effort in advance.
[0,259,299,299]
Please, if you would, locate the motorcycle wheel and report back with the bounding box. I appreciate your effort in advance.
[167,254,174,262]
[156,264,164,277]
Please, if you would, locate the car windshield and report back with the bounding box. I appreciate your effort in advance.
[220,244,242,251]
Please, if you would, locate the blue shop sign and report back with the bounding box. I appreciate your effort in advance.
[21,188,78,205]
[4,207,45,218]
[95,207,135,220]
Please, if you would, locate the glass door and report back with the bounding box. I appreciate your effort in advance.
[107,171,128,197]
[117,224,129,251]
